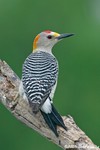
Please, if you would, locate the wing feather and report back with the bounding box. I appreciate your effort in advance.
[22,51,58,113]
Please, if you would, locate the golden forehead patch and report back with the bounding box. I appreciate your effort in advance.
[54,32,60,37]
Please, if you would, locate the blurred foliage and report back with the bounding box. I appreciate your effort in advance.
[0,0,100,149]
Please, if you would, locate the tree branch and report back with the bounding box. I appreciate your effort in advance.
[0,60,99,150]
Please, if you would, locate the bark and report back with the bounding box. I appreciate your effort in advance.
[0,60,99,150]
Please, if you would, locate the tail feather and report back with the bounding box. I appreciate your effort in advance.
[41,104,67,136]
[41,110,58,137]
[51,105,67,130]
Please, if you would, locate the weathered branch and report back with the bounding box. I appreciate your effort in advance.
[0,60,99,150]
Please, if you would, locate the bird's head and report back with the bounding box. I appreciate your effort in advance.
[33,30,74,52]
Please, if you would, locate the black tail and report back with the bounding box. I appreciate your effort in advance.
[40,104,67,137]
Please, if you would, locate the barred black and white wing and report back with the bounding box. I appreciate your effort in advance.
[22,51,58,113]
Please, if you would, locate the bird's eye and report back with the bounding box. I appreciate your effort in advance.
[47,35,52,39]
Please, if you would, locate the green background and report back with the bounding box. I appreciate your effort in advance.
[0,0,100,149]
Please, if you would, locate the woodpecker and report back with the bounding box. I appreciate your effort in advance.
[19,30,74,136]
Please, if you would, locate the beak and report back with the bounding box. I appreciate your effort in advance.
[56,33,74,40]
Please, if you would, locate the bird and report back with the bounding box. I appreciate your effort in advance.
[19,30,74,136]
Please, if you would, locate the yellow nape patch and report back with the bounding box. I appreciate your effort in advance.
[33,34,40,50]
[54,32,60,37]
